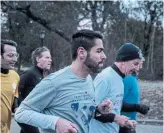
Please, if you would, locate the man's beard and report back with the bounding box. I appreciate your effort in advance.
[84,55,103,73]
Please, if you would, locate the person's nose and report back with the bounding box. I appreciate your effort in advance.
[101,52,106,60]
[49,58,52,63]
[139,62,143,69]
[12,56,18,62]
[135,65,140,71]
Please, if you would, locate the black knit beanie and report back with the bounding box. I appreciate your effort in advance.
[116,43,144,62]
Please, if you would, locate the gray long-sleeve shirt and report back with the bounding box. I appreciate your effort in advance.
[89,67,124,133]
[15,66,96,133]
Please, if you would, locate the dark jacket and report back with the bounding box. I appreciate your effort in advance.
[18,66,47,103]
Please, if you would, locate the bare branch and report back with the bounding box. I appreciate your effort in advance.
[1,1,71,44]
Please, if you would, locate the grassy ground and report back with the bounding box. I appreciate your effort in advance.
[138,80,163,120]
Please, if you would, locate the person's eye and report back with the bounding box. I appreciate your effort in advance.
[7,53,19,58]
[8,54,14,57]
[134,63,139,66]
[97,49,102,53]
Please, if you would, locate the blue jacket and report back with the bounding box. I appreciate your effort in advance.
[121,74,140,120]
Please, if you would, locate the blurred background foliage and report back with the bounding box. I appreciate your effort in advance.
[1,1,163,80]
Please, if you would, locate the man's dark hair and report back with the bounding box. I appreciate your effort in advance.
[71,29,103,60]
[31,46,50,65]
[1,39,18,55]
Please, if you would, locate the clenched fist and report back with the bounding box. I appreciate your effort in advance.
[56,118,78,133]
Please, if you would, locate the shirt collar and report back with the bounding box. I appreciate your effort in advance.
[111,64,125,78]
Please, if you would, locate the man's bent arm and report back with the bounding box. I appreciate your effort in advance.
[15,103,59,130]
[15,78,59,131]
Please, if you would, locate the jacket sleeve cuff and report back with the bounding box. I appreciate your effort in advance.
[94,109,116,123]
[52,117,60,130]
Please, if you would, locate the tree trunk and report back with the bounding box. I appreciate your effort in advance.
[146,53,150,70]
[124,20,127,42]
[17,54,22,73]
[150,23,156,74]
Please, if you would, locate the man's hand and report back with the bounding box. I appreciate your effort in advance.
[56,118,78,133]
[114,115,129,127]
[97,99,112,114]
[125,120,137,128]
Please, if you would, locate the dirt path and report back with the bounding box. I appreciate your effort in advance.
[138,80,163,120]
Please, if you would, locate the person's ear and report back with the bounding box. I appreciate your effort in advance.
[121,62,126,70]
[77,47,86,59]
[36,57,40,63]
